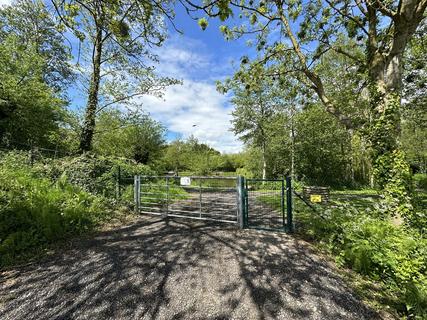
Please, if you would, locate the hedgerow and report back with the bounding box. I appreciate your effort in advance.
[0,151,153,267]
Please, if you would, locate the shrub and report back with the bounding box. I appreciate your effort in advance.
[296,203,427,318]
[0,152,108,266]
[38,153,154,197]
[350,221,427,318]
[414,174,427,191]
[236,167,254,179]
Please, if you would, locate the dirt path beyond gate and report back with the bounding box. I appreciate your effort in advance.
[0,216,380,320]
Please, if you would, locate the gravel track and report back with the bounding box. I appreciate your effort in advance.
[0,216,379,320]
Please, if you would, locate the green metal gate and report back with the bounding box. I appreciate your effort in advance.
[133,175,293,232]
[241,177,293,232]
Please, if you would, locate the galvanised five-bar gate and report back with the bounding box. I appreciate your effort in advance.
[134,175,293,232]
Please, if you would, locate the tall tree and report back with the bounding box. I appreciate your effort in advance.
[0,0,73,91]
[163,140,190,175]
[294,104,352,186]
[0,0,71,148]
[51,0,178,152]
[0,35,65,147]
[222,65,286,179]
[188,0,426,217]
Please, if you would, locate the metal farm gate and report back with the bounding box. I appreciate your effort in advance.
[134,176,239,224]
[133,175,293,232]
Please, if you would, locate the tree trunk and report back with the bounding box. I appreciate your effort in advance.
[290,104,296,180]
[262,141,267,180]
[368,52,412,217]
[79,25,103,152]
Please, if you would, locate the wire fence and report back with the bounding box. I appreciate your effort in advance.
[0,142,74,164]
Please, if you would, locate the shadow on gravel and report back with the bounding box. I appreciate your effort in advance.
[0,216,378,320]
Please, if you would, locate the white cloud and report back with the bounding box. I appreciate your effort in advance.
[140,80,242,153]
[0,0,12,6]
[138,35,242,154]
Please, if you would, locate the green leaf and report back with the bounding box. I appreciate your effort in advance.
[198,17,208,30]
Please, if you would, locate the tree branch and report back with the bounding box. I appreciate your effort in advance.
[324,0,369,35]
[275,0,353,129]
[365,0,397,18]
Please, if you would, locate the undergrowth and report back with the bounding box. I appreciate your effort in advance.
[259,193,427,319]
[0,152,139,267]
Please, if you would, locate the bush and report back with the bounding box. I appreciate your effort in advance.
[296,203,427,318]
[0,152,108,266]
[414,174,427,191]
[38,153,154,197]
[236,167,254,179]
[341,218,427,317]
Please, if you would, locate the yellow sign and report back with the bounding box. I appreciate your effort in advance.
[310,194,322,203]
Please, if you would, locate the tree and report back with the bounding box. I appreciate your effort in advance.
[93,110,165,164]
[217,153,245,172]
[187,138,222,175]
[264,110,293,178]
[223,66,286,179]
[163,140,191,175]
[51,0,179,152]
[162,137,224,175]
[0,0,73,91]
[0,0,76,151]
[401,20,427,174]
[0,35,65,148]
[188,0,426,217]
[294,104,352,186]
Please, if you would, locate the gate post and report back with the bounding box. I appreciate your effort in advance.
[286,176,293,232]
[134,175,140,213]
[165,176,169,217]
[237,176,246,229]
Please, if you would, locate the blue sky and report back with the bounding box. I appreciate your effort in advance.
[135,6,260,152]
[137,5,250,153]
[0,0,256,152]
[139,5,261,153]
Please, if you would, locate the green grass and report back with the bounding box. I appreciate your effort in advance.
[256,194,284,208]
[329,189,379,208]
[329,194,379,208]
[331,189,378,195]
[121,183,189,206]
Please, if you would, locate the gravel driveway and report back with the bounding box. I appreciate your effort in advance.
[0,216,379,320]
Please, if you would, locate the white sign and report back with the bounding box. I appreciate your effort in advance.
[180,177,191,186]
